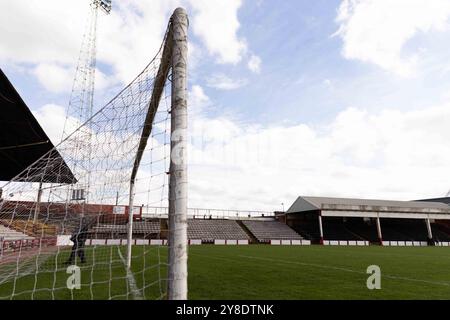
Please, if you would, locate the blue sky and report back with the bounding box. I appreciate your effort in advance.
[2,0,450,211]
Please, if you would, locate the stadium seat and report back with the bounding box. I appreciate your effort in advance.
[381,219,428,241]
[89,220,161,239]
[321,219,361,241]
[0,223,34,241]
[343,218,379,242]
[187,219,249,242]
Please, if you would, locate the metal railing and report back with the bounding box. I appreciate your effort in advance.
[142,206,275,220]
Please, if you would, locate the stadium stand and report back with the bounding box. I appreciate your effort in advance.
[285,196,450,244]
[343,218,379,242]
[290,221,321,242]
[0,220,56,238]
[432,223,450,242]
[188,219,249,242]
[89,220,161,239]
[378,225,411,241]
[322,219,360,241]
[0,224,34,241]
[381,219,428,241]
[436,220,450,231]
[242,220,302,243]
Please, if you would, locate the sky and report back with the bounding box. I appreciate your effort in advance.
[1,0,450,212]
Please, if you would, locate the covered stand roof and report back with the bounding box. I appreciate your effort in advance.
[287,196,450,220]
[0,69,76,184]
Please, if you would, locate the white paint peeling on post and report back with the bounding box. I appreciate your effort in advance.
[168,7,188,300]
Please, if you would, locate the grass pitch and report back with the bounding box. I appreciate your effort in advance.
[1,245,450,299]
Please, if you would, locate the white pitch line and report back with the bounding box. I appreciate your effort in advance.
[239,255,450,287]
[117,247,143,300]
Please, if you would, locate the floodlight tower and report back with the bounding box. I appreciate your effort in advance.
[60,0,112,205]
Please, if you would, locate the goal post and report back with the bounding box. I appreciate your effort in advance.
[167,7,189,300]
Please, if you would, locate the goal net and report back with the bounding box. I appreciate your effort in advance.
[0,8,188,300]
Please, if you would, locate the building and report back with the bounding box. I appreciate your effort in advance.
[285,196,450,245]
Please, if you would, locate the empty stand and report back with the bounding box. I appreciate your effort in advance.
[322,218,361,241]
[89,221,161,239]
[343,218,379,242]
[431,223,450,242]
[0,219,56,238]
[0,224,34,241]
[290,220,321,242]
[381,219,428,241]
[242,220,302,243]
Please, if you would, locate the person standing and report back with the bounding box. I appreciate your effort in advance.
[65,217,92,265]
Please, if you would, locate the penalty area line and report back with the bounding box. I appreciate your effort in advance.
[117,247,143,300]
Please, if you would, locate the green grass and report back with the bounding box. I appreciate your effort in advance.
[1,245,450,299]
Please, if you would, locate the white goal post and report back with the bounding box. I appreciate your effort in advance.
[127,7,188,299]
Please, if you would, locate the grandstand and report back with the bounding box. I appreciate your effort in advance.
[89,221,161,239]
[81,217,306,243]
[0,219,56,237]
[0,224,33,241]
[286,196,450,245]
[3,198,450,246]
[3,198,450,247]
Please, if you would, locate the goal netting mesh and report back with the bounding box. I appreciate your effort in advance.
[0,8,188,300]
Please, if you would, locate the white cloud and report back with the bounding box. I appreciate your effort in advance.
[206,73,248,90]
[323,79,332,87]
[96,0,183,84]
[335,0,450,77]
[189,85,210,115]
[188,0,247,64]
[32,63,117,93]
[247,54,262,73]
[0,0,180,89]
[0,0,88,65]
[29,88,450,212]
[0,0,253,90]
[32,64,74,93]
[33,104,68,144]
[13,0,450,213]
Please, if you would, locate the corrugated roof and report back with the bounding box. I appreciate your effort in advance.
[287,196,450,214]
